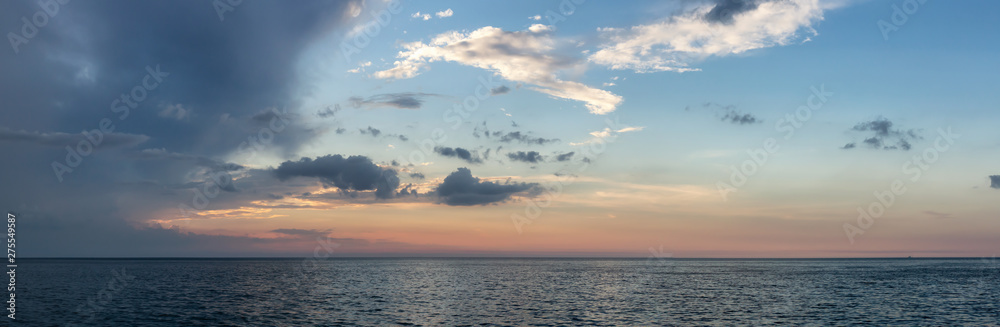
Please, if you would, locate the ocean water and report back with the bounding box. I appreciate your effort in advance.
[14,258,1000,326]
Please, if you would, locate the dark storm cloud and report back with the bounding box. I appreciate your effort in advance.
[490,85,511,95]
[0,128,150,148]
[704,0,762,24]
[495,131,559,145]
[273,155,400,199]
[409,173,425,180]
[0,0,380,256]
[434,146,482,164]
[2,0,357,157]
[0,0,352,236]
[843,117,921,151]
[990,175,1000,189]
[435,168,538,206]
[374,170,400,199]
[348,92,439,109]
[507,151,543,163]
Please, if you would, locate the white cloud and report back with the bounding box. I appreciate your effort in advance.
[346,0,363,18]
[570,126,644,146]
[159,103,190,120]
[589,0,823,73]
[347,61,372,73]
[411,12,431,20]
[529,15,542,21]
[373,25,622,114]
[435,9,453,18]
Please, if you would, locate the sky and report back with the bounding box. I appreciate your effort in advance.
[1,0,997,258]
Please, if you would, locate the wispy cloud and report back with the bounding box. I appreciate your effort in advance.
[373,25,622,114]
[349,92,439,109]
[0,127,149,148]
[590,0,823,72]
[842,117,921,151]
[570,126,645,146]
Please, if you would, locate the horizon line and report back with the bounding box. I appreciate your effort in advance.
[17,256,988,260]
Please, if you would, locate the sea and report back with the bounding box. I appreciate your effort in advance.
[13,258,1000,326]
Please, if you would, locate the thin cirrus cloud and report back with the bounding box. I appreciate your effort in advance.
[270,228,332,239]
[372,25,623,115]
[589,0,824,73]
[496,131,559,145]
[693,103,761,125]
[0,127,150,148]
[348,92,439,109]
[130,148,244,172]
[471,124,559,146]
[570,126,645,146]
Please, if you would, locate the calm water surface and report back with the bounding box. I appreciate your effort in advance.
[16,258,1000,326]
